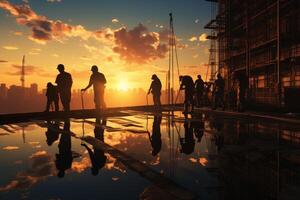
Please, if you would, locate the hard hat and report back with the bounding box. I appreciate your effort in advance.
[151,74,157,79]
[91,65,98,72]
[57,64,64,70]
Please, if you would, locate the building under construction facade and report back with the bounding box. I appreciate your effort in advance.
[205,0,300,110]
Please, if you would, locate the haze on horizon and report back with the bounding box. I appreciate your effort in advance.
[0,0,211,92]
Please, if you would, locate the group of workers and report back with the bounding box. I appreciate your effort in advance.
[45,64,106,112]
[148,73,226,114]
[45,64,231,114]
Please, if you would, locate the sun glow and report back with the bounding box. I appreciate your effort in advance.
[118,79,129,91]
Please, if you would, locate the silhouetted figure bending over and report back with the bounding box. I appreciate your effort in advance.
[82,117,107,176]
[82,65,106,110]
[55,119,77,178]
[147,74,162,109]
[45,82,59,112]
[148,115,162,156]
[179,121,195,155]
[55,64,73,111]
[213,73,225,110]
[195,75,204,107]
[179,75,195,115]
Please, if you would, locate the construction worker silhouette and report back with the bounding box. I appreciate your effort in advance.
[45,82,59,112]
[195,75,204,107]
[55,64,73,111]
[81,117,107,176]
[179,120,195,155]
[179,75,195,114]
[55,119,77,178]
[148,115,162,156]
[82,65,106,110]
[213,73,225,110]
[147,74,162,109]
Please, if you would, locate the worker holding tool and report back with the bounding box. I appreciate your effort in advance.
[81,65,107,110]
[179,75,195,115]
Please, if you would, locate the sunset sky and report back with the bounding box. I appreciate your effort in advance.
[0,0,211,91]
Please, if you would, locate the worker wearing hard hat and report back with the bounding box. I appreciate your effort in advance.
[82,65,107,110]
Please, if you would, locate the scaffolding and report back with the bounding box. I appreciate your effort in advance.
[205,0,300,109]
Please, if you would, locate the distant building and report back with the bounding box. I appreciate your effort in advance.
[7,85,25,101]
[29,83,38,97]
[205,0,300,109]
[0,83,7,99]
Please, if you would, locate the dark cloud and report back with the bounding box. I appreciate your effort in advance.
[0,60,8,63]
[113,24,168,64]
[0,151,55,192]
[6,64,37,76]
[6,64,54,77]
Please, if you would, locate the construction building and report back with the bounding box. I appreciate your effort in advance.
[205,0,300,110]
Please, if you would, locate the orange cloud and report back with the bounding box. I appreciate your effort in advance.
[189,36,197,42]
[0,1,169,64]
[0,0,108,44]
[3,46,19,50]
[14,31,23,36]
[199,33,208,42]
[2,146,20,150]
[113,24,168,64]
[112,18,119,23]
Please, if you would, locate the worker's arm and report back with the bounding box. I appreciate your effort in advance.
[147,82,153,94]
[179,83,184,90]
[82,76,93,91]
[103,74,107,84]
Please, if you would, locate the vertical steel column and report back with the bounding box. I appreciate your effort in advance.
[277,0,281,106]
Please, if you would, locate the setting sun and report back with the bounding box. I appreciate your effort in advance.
[118,79,129,91]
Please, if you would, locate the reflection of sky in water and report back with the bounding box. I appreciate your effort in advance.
[0,122,150,200]
[0,111,300,200]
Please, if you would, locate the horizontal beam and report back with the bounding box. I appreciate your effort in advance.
[0,104,183,125]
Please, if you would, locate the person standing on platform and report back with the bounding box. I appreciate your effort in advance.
[45,82,59,112]
[213,73,225,110]
[179,75,195,115]
[55,64,73,112]
[82,65,107,110]
[147,74,162,110]
[195,75,204,107]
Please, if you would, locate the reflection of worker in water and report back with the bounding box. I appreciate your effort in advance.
[55,64,73,112]
[82,65,107,110]
[148,115,162,156]
[55,119,77,178]
[45,120,60,146]
[192,114,204,143]
[147,74,162,109]
[81,117,107,176]
[179,75,195,115]
[211,117,224,152]
[179,121,195,155]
